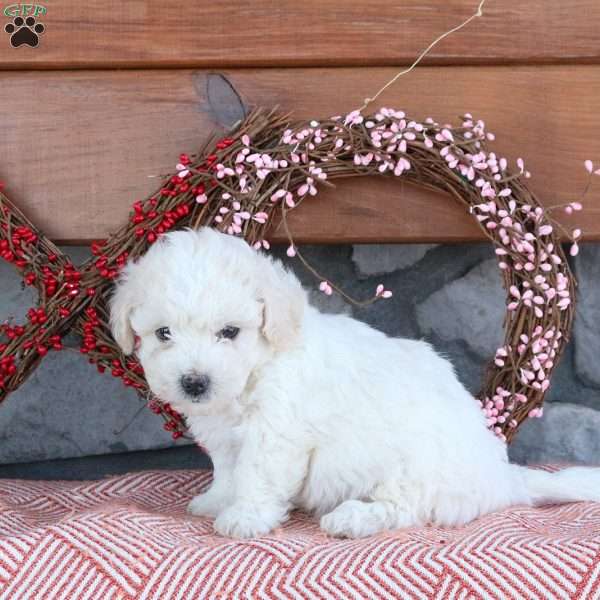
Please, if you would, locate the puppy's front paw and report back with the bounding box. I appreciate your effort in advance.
[213,503,281,538]
[187,491,230,518]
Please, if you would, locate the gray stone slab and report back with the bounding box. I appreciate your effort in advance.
[277,245,354,316]
[509,402,600,466]
[2,241,600,468]
[308,290,351,315]
[416,259,505,357]
[0,254,37,324]
[574,245,600,388]
[0,351,186,464]
[352,244,438,277]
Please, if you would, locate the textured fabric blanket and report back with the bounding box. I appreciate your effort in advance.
[1,469,600,599]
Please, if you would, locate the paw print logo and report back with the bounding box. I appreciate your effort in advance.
[4,16,45,48]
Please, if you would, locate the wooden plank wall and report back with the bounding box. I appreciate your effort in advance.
[0,1,598,243]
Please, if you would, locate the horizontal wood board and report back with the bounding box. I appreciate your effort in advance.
[0,1,599,69]
[1,66,598,243]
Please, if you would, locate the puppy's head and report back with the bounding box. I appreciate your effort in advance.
[109,228,306,416]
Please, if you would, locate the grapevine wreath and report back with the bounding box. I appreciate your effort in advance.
[0,107,585,443]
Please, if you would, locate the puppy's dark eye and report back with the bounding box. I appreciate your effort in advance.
[218,326,240,340]
[155,327,171,342]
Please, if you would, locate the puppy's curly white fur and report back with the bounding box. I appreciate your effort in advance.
[110,228,600,539]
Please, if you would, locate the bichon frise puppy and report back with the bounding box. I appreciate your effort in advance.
[110,228,600,539]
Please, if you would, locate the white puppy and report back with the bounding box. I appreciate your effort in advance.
[110,228,600,539]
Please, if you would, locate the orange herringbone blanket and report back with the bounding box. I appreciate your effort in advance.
[1,469,600,599]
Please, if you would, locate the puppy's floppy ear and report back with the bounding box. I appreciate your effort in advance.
[258,255,307,352]
[109,268,138,355]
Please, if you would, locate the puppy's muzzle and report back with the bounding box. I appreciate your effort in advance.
[180,373,211,401]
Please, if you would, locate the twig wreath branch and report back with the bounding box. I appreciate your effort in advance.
[0,107,592,443]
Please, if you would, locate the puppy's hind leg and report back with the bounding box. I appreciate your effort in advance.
[320,477,421,538]
[320,497,418,539]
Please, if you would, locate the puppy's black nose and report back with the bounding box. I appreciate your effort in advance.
[180,373,210,399]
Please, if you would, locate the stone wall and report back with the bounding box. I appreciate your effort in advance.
[1,244,599,466]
